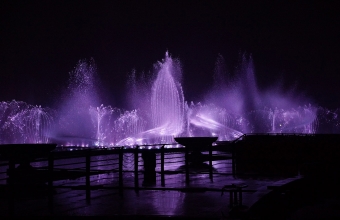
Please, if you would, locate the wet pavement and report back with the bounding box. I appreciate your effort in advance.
[0,170,301,218]
[1,149,337,219]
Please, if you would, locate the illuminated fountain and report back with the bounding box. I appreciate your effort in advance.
[52,59,101,146]
[114,52,185,146]
[149,52,185,142]
[187,103,244,140]
[0,100,54,144]
[1,51,333,146]
[113,109,146,146]
[89,105,114,146]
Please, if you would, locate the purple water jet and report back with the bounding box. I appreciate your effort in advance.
[0,100,54,144]
[52,59,100,146]
[150,52,185,142]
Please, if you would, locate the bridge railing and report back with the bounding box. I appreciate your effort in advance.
[0,142,234,199]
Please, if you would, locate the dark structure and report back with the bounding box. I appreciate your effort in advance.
[174,137,218,182]
[0,144,57,183]
[141,151,157,185]
[233,134,340,177]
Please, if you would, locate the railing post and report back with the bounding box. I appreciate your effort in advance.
[86,150,91,200]
[185,146,190,185]
[141,149,156,185]
[229,191,234,207]
[7,158,15,185]
[209,144,213,180]
[48,153,54,210]
[7,157,15,217]
[134,145,139,190]
[161,145,165,186]
[239,188,243,206]
[232,143,236,177]
[119,147,123,194]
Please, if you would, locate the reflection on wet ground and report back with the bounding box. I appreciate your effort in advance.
[0,170,301,218]
[0,151,318,218]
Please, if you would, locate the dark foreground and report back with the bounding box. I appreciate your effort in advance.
[0,170,297,219]
[2,134,340,219]
[2,173,340,219]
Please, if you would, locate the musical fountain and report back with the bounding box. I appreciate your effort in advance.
[1,51,338,147]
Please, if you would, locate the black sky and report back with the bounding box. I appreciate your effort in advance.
[1,1,340,109]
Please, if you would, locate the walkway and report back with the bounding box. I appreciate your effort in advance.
[0,171,301,218]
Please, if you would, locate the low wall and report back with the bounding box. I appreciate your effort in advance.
[234,134,340,177]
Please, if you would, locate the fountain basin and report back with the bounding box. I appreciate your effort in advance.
[174,137,218,151]
[174,137,218,146]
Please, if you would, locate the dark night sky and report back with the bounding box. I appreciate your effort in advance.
[1,1,340,109]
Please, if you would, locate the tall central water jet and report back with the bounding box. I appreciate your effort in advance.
[150,52,185,142]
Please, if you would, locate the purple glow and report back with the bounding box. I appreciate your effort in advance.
[0,101,54,144]
[1,52,338,146]
[150,52,185,141]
